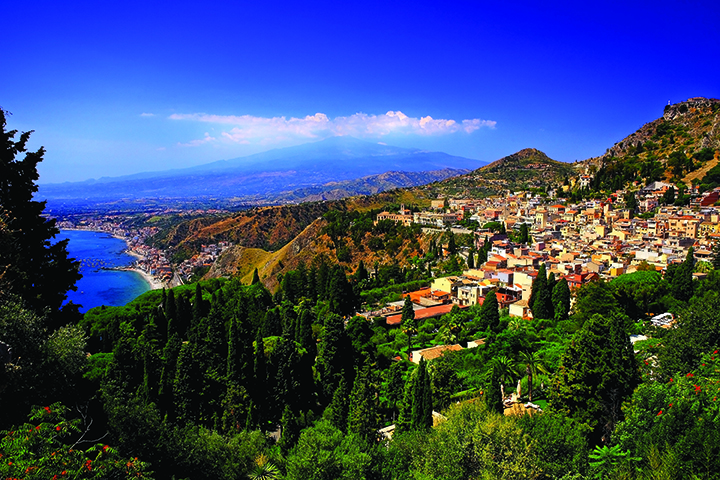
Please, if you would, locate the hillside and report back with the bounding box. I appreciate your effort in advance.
[578,97,720,189]
[410,148,576,198]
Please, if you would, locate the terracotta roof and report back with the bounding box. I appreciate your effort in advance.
[415,344,463,361]
[386,303,466,326]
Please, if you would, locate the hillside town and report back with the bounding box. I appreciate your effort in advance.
[370,182,720,323]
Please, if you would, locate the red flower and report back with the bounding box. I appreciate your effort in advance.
[714,350,718,354]
[695,385,702,393]
[657,410,663,415]
[56,426,61,431]
[687,373,694,377]
[669,378,673,382]
[44,406,51,413]
[669,403,673,407]
[702,364,706,367]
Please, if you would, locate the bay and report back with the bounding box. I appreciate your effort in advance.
[56,229,151,313]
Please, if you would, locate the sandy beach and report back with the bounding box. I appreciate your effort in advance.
[123,249,165,290]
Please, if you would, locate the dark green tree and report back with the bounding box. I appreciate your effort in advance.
[355,260,369,283]
[466,248,475,269]
[479,289,500,333]
[295,307,316,359]
[316,313,350,403]
[447,231,457,255]
[251,267,261,285]
[279,404,301,455]
[662,186,676,205]
[551,313,639,445]
[0,109,81,317]
[173,341,202,425]
[712,242,720,271]
[671,247,695,302]
[324,376,349,432]
[328,265,356,317]
[410,359,433,431]
[347,366,378,446]
[165,289,177,337]
[518,223,530,244]
[252,329,268,429]
[551,277,571,322]
[531,264,552,320]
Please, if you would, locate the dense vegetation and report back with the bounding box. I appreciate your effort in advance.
[2,109,720,479]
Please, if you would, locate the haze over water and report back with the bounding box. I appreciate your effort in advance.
[57,230,151,313]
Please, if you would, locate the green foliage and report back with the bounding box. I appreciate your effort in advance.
[285,420,374,480]
[0,109,81,317]
[530,264,553,320]
[551,277,571,322]
[615,351,720,477]
[0,296,88,427]
[551,313,640,445]
[659,291,720,378]
[588,444,640,479]
[0,403,153,479]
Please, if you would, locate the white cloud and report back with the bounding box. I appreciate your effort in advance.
[178,132,216,147]
[140,112,155,117]
[170,110,495,146]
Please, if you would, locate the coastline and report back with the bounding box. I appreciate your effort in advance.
[60,227,166,290]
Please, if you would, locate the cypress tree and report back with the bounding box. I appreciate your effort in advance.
[328,265,356,317]
[480,289,500,333]
[279,405,300,455]
[273,334,302,412]
[158,333,182,417]
[192,283,207,327]
[552,277,571,322]
[401,295,415,324]
[262,307,282,337]
[347,366,378,446]
[324,376,349,432]
[672,247,695,302]
[356,260,369,283]
[204,301,228,376]
[411,359,433,431]
[467,248,475,269]
[546,272,557,319]
[252,330,267,430]
[227,316,240,383]
[173,342,201,425]
[175,293,192,339]
[296,308,316,358]
[447,231,457,255]
[251,267,261,285]
[316,313,350,402]
[712,242,720,270]
[531,264,552,319]
[395,375,414,434]
[165,289,177,337]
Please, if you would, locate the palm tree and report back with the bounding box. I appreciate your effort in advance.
[247,454,280,480]
[490,355,518,401]
[517,350,548,402]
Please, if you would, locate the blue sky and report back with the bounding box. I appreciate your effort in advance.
[3,0,719,183]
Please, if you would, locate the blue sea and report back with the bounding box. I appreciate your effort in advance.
[56,230,152,313]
